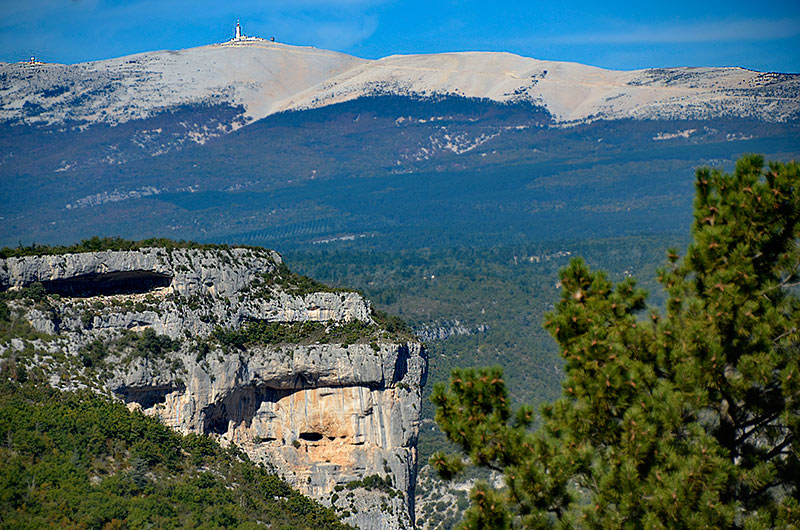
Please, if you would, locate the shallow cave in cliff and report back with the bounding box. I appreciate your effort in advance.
[115,384,183,409]
[204,403,230,435]
[299,432,324,442]
[39,270,173,297]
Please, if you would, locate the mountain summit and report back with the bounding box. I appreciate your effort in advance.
[2,40,798,128]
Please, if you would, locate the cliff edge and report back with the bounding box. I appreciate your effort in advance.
[0,244,427,530]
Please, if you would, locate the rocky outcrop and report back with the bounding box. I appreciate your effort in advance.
[0,246,426,530]
[1,248,372,337]
[413,320,490,342]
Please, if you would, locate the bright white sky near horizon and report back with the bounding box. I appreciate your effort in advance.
[1,0,799,73]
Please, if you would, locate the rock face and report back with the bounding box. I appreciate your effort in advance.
[1,248,372,336]
[0,246,426,530]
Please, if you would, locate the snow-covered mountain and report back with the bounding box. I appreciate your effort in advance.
[2,39,798,127]
[0,41,364,127]
[2,38,799,249]
[284,52,800,123]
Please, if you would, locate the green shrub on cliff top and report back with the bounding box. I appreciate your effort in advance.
[0,236,241,259]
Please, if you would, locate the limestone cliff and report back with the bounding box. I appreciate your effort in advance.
[0,245,427,530]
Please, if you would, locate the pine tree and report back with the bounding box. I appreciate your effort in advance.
[431,155,800,528]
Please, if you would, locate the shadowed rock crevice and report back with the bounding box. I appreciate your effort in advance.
[40,270,172,297]
[115,383,185,409]
[391,343,409,385]
[201,385,292,435]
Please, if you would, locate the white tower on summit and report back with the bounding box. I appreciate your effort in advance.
[235,20,242,40]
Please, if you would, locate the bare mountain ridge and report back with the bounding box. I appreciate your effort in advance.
[2,40,799,249]
[2,40,798,128]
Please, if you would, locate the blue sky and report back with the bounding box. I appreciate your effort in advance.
[1,0,799,72]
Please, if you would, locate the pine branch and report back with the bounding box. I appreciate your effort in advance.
[773,327,797,343]
[763,435,794,462]
[735,410,782,448]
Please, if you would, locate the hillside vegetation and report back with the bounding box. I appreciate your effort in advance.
[0,380,352,530]
[0,236,236,258]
